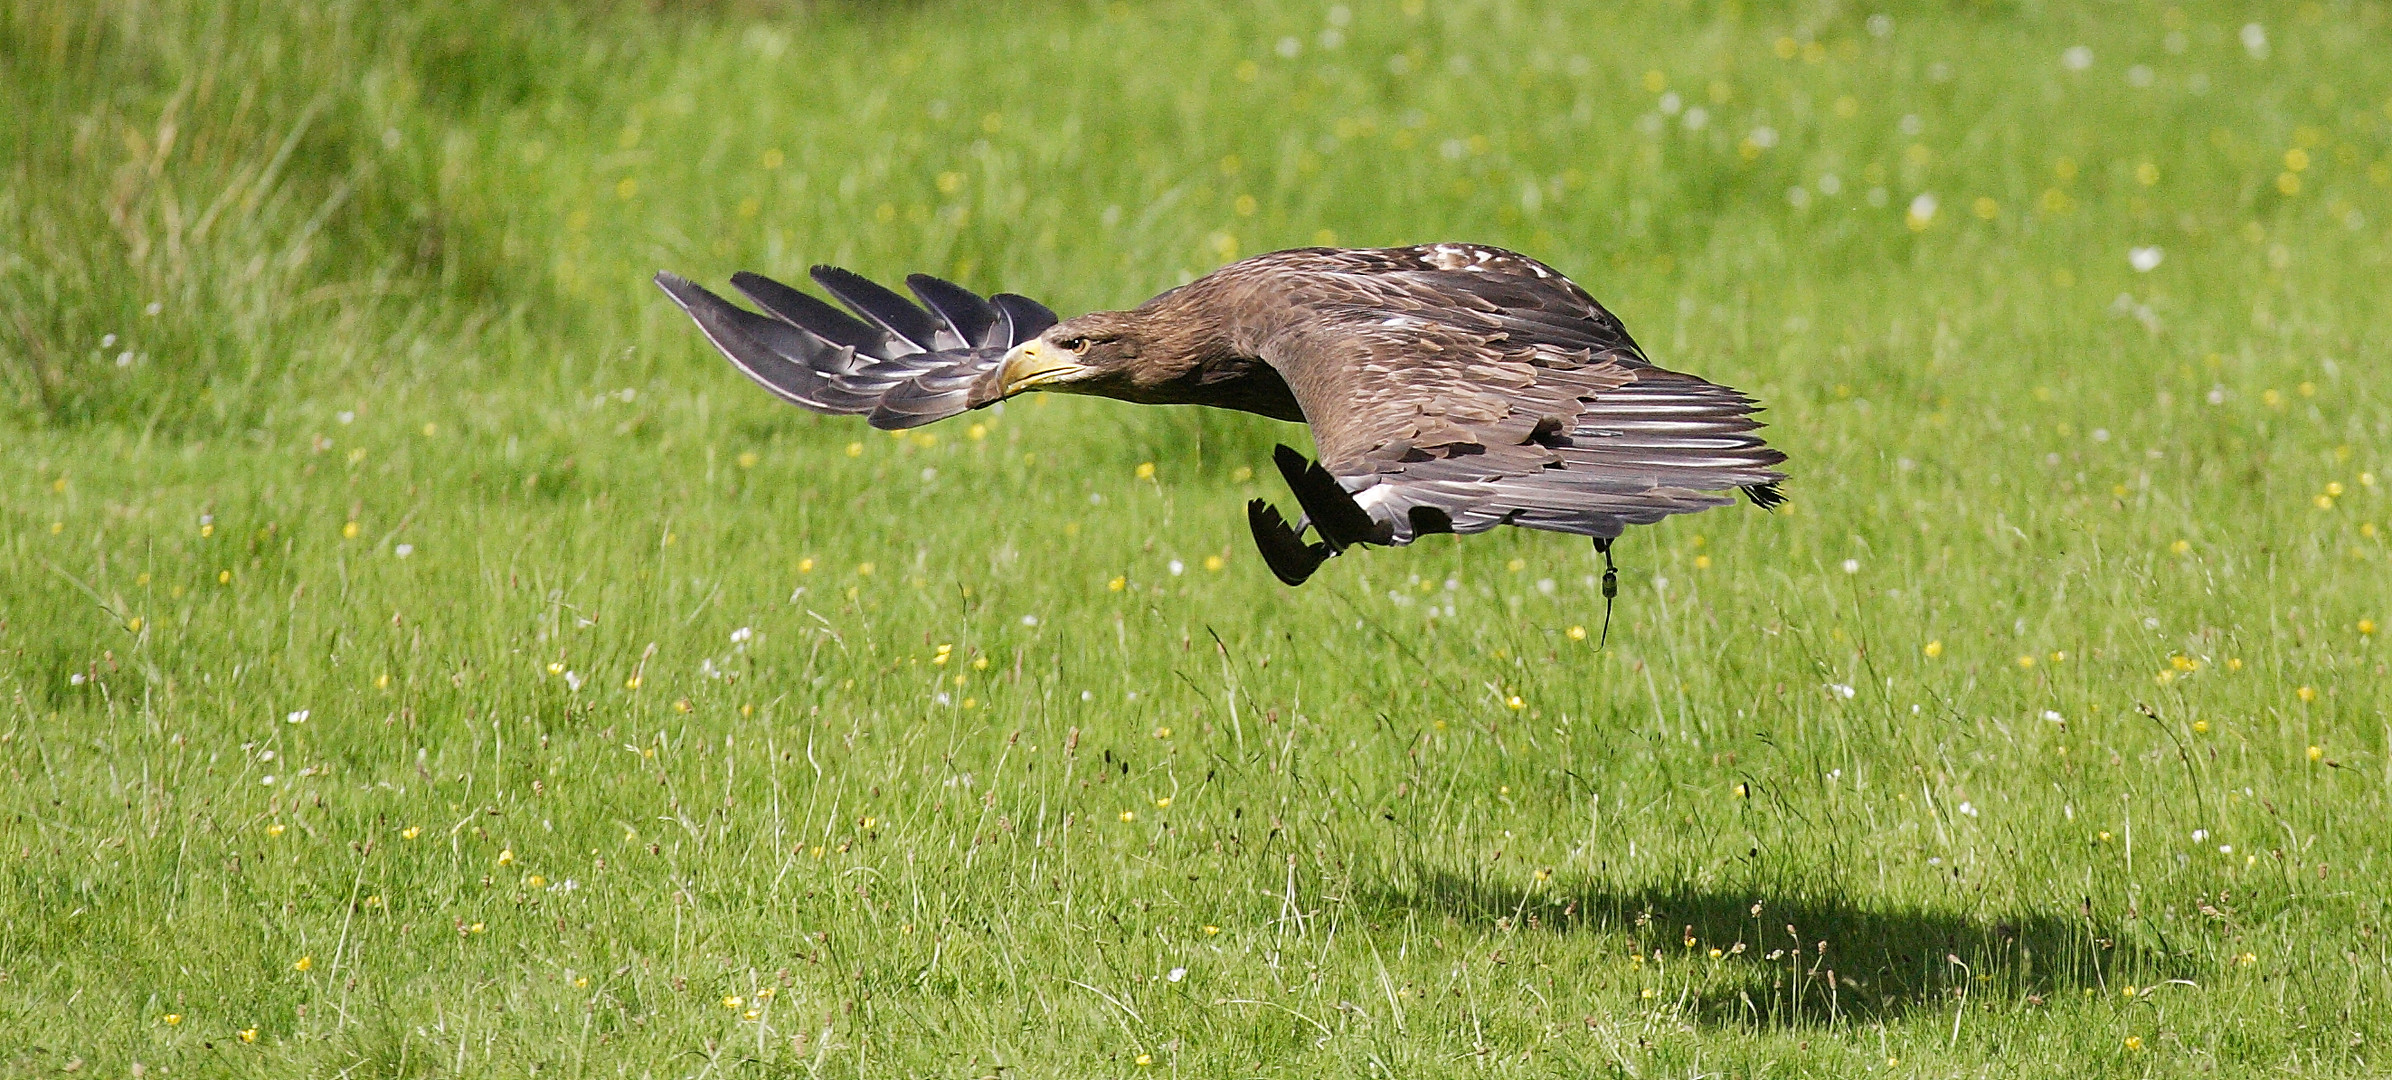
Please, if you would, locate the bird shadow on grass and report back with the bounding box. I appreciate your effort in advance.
[1360,868,2186,1029]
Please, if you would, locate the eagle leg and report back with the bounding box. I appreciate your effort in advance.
[1271,444,1379,551]
[1248,499,1331,586]
[1593,537,1620,648]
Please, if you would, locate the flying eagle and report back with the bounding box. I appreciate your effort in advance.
[655,244,1785,590]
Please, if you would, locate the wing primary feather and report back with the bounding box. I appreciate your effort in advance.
[654,272,841,409]
[990,294,1060,345]
[1742,482,1787,509]
[1247,499,1330,586]
[904,274,1004,349]
[809,266,944,352]
[726,271,887,357]
[1273,444,1382,551]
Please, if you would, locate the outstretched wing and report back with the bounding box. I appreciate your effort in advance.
[654,267,1058,430]
[1243,245,1786,545]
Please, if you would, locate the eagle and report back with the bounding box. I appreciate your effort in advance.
[655,244,1785,594]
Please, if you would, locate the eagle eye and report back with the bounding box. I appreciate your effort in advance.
[1055,335,1088,353]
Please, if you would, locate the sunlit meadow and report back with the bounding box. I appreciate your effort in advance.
[4,0,2390,1075]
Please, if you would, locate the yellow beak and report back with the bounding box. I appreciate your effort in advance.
[995,340,1092,397]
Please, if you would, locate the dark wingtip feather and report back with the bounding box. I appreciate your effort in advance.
[990,294,1060,344]
[654,271,703,307]
[810,265,942,351]
[904,274,1002,349]
[1742,482,1787,510]
[1248,499,1330,586]
[729,270,886,355]
[657,271,886,414]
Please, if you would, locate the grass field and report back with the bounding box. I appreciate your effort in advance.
[6,0,2392,1075]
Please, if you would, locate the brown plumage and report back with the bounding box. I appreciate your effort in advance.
[656,244,1786,586]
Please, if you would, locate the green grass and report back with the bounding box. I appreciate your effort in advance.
[6,0,2392,1075]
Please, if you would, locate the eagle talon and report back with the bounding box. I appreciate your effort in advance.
[1248,499,1332,587]
[1594,537,1620,648]
[1272,444,1381,551]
